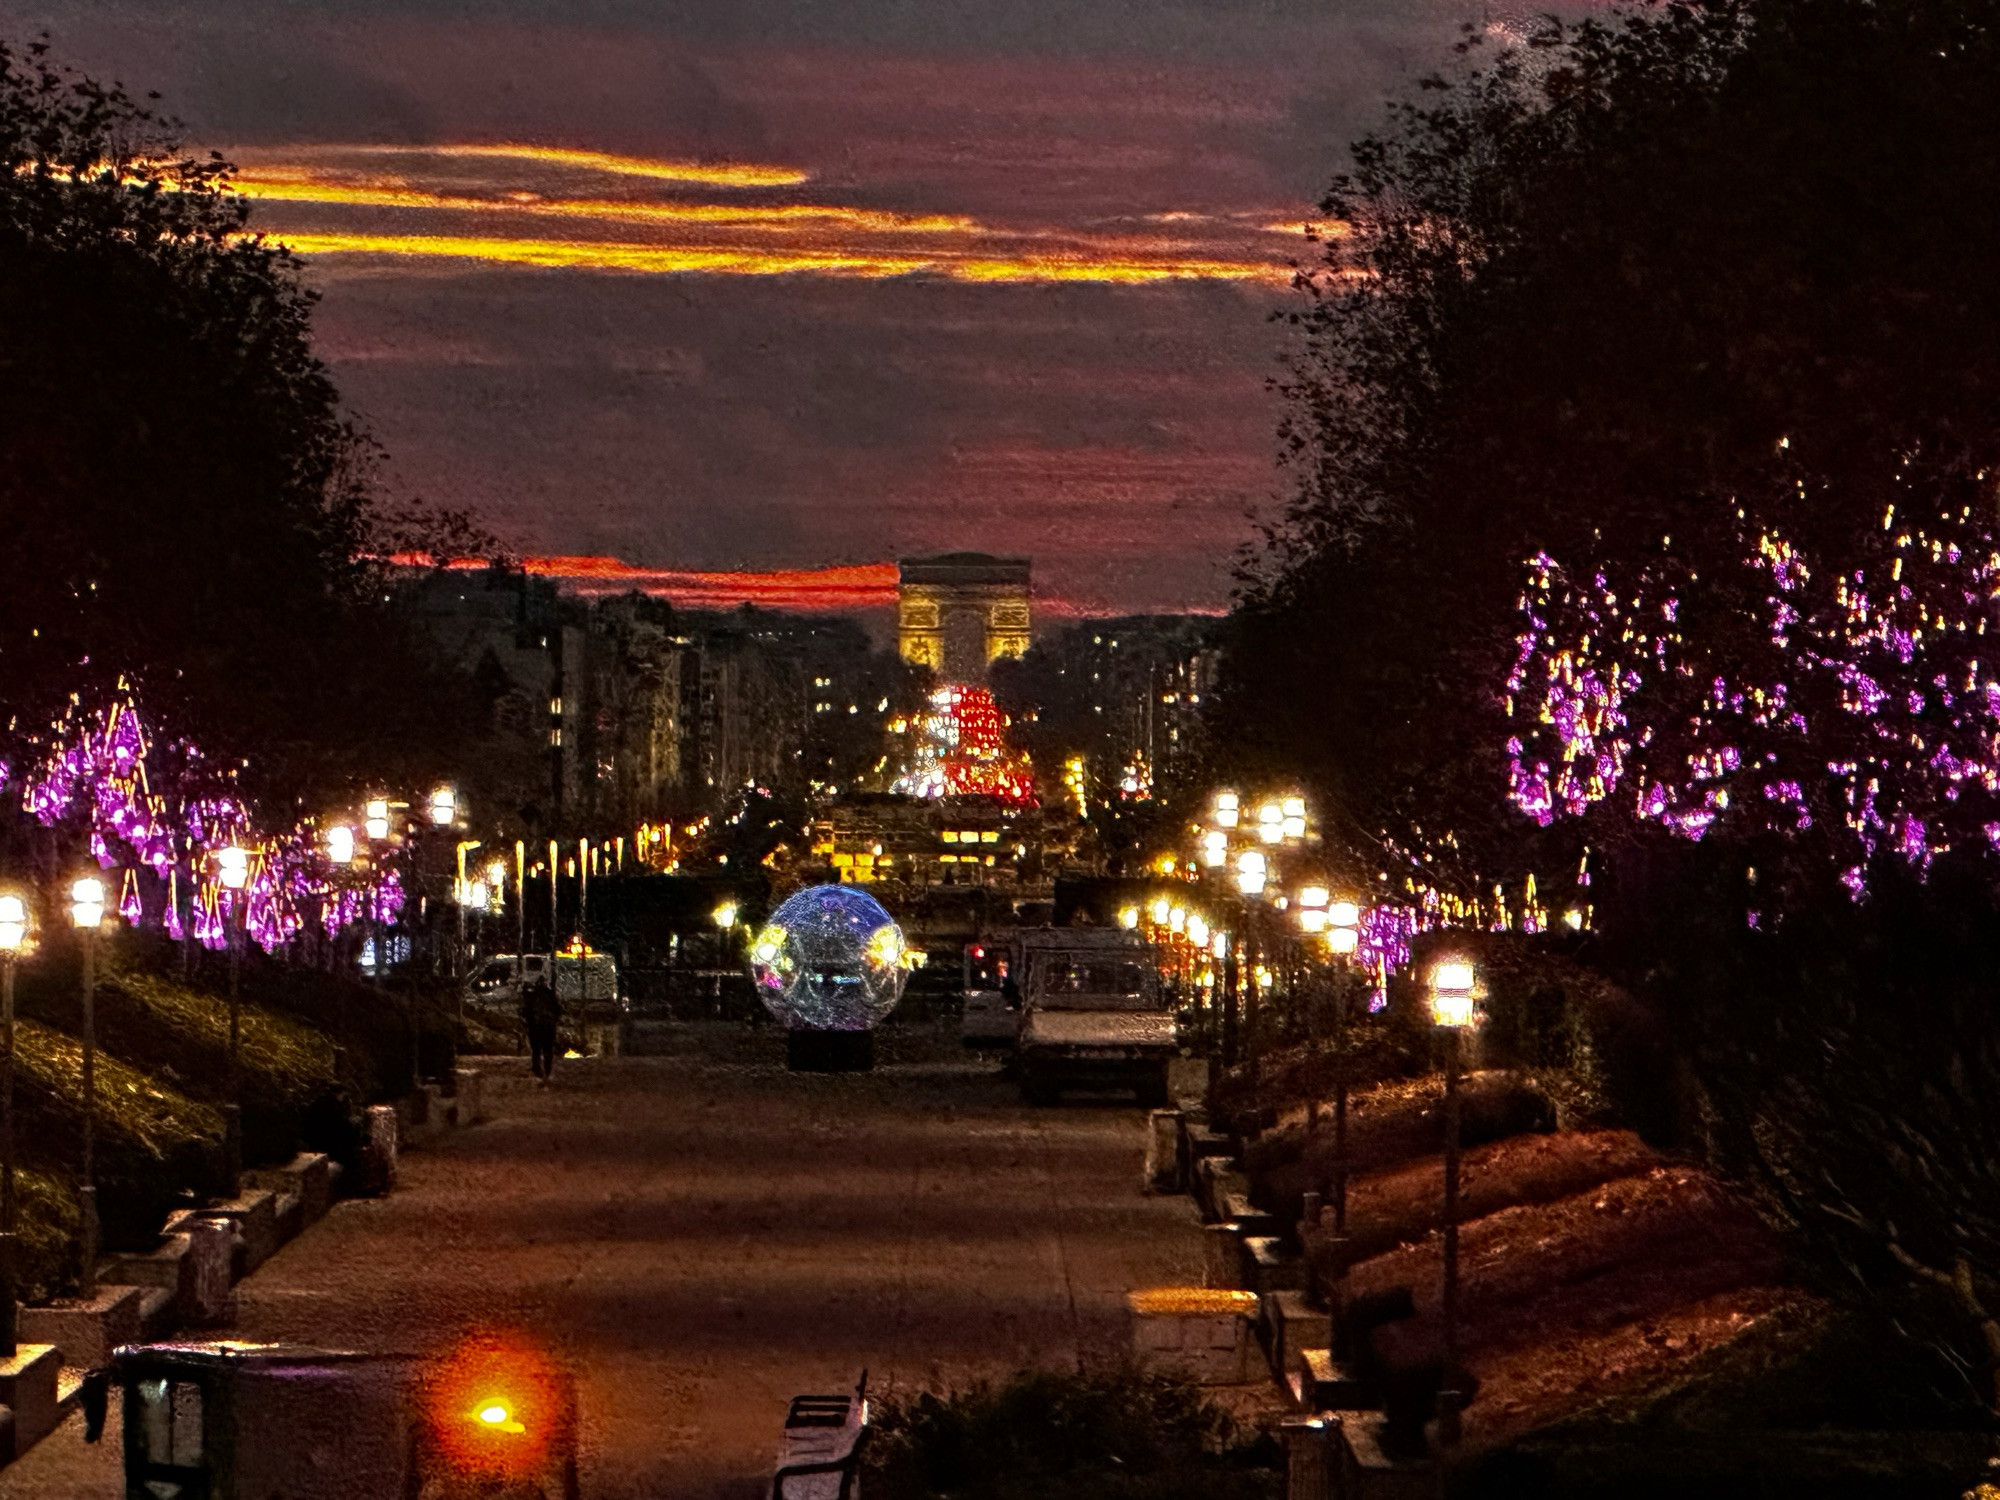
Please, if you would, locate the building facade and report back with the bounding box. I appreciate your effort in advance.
[897,553,1032,682]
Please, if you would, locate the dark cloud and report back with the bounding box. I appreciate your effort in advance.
[0,0,1466,610]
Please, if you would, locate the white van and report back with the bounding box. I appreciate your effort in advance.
[467,952,624,1044]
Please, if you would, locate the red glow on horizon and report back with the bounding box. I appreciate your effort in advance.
[388,553,1218,617]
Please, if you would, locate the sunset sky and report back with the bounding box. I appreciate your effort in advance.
[2,0,1489,613]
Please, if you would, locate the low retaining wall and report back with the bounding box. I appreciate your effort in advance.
[0,1066,494,1471]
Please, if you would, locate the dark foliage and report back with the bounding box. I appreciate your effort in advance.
[861,1368,1280,1500]
[0,38,486,806]
[1217,0,2000,1401]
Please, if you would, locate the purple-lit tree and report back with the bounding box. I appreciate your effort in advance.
[1507,444,2000,910]
[1219,0,2000,1413]
[0,39,487,811]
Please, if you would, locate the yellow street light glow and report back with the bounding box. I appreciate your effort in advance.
[1329,926,1359,956]
[1213,791,1239,829]
[1299,909,1328,934]
[1564,908,1586,931]
[365,798,391,841]
[1429,960,1477,1029]
[1259,801,1283,826]
[1150,898,1172,926]
[0,893,26,953]
[1329,900,1361,929]
[473,1398,526,1434]
[1118,906,1140,930]
[70,877,104,929]
[1282,797,1306,818]
[326,824,357,866]
[216,845,250,892]
[1168,906,1186,933]
[429,786,458,825]
[713,902,738,930]
[1186,916,1209,947]
[1299,886,1329,909]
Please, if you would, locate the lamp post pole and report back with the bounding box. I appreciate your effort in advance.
[0,900,21,1357]
[217,846,249,1189]
[1441,1023,1461,1405]
[71,877,105,1302]
[1428,958,1477,1449]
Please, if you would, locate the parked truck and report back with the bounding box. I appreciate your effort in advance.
[80,1339,581,1500]
[1013,929,1175,1106]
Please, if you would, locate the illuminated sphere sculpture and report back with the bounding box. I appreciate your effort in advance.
[749,885,909,1035]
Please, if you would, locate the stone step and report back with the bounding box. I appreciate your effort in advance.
[135,1285,176,1338]
[100,1232,191,1292]
[1263,1289,1331,1385]
[1242,1235,1305,1295]
[1293,1347,1382,1412]
[20,1286,144,1372]
[1218,1191,1280,1240]
[0,1345,61,1460]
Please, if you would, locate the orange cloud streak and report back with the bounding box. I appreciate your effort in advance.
[273,230,1284,283]
[225,142,1304,285]
[233,169,979,234]
[309,142,810,188]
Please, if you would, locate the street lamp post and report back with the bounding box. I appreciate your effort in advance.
[71,876,105,1300]
[1429,957,1478,1448]
[0,893,26,1355]
[216,846,250,1187]
[1326,901,1361,1235]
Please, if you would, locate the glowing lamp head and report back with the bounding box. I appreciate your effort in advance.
[364,798,392,841]
[1429,959,1477,1029]
[1234,848,1266,897]
[216,845,250,892]
[466,882,490,912]
[1213,791,1239,828]
[1564,907,1586,931]
[1299,886,1329,910]
[1118,906,1140,930]
[69,877,104,929]
[713,901,738,930]
[472,1399,525,1435]
[429,786,458,825]
[1329,926,1359,956]
[1299,908,1329,934]
[1329,900,1361,930]
[326,824,356,866]
[0,893,26,954]
[1168,906,1186,933]
[1149,897,1172,926]
[1186,915,1209,947]
[488,861,507,887]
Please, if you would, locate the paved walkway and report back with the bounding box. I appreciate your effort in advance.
[0,1024,1202,1498]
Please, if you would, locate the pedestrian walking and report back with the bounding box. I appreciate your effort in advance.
[522,972,561,1083]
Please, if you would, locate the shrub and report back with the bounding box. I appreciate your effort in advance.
[861,1368,1281,1500]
